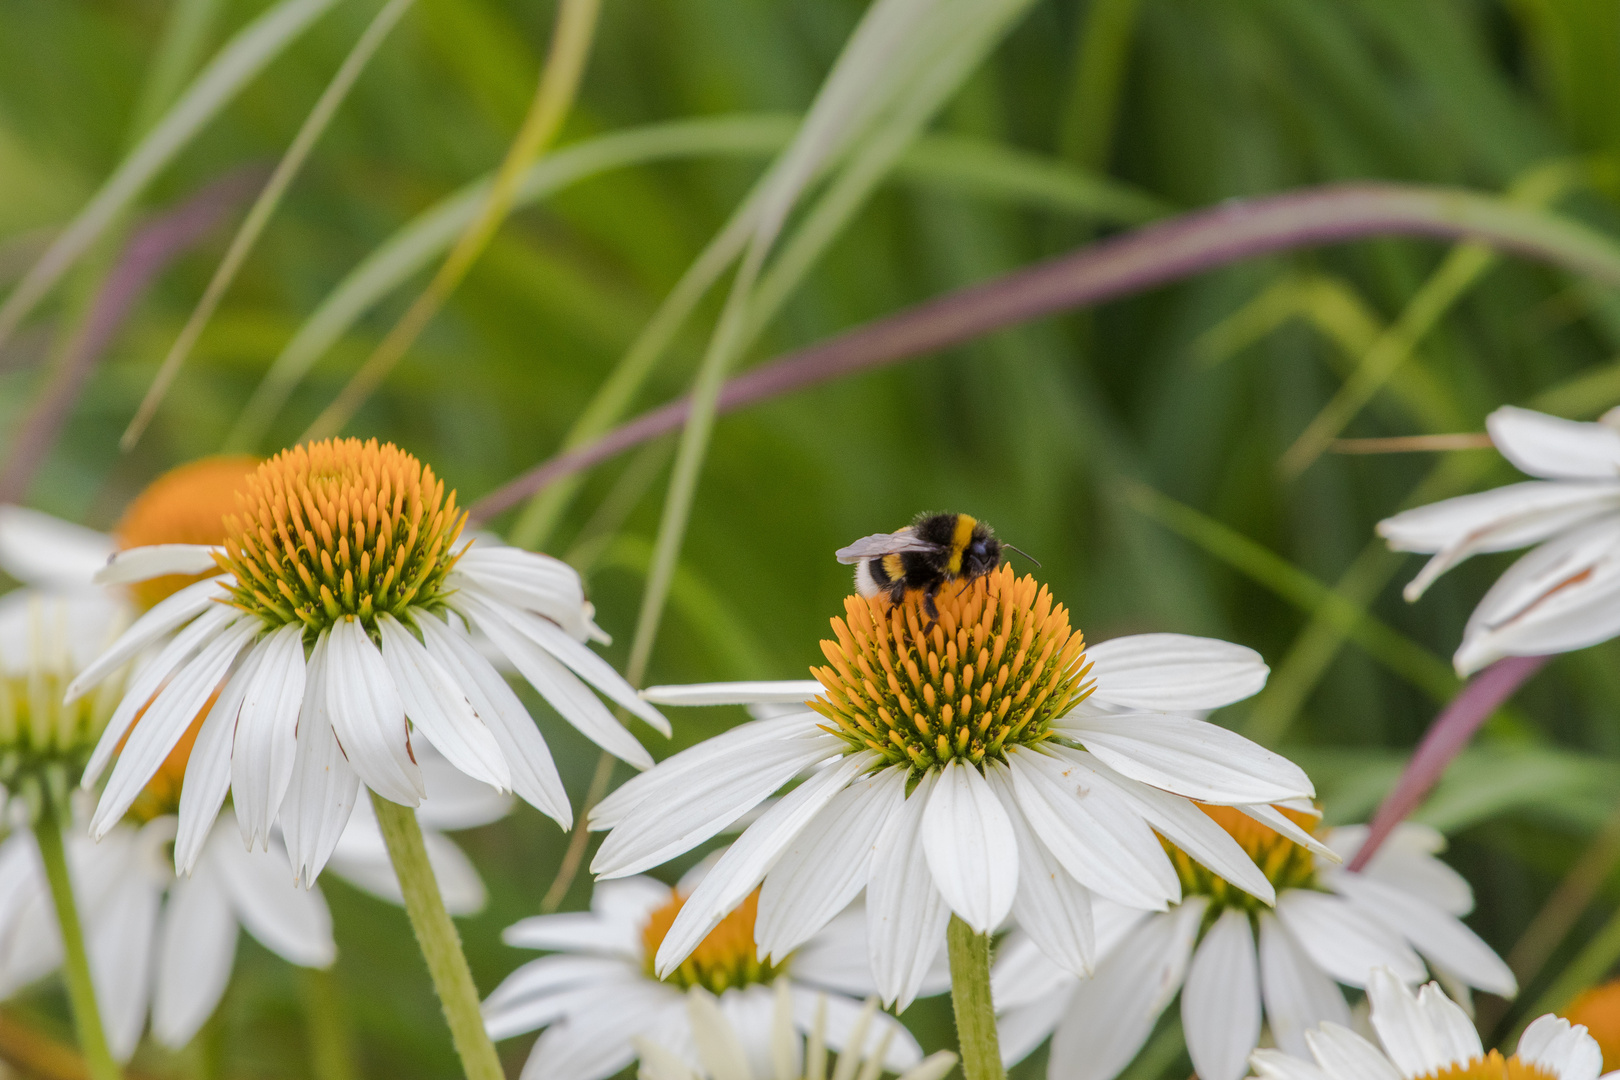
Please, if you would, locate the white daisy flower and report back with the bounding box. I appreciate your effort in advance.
[992,814,1516,1080]
[0,803,334,1060]
[61,438,668,884]
[1377,405,1620,674]
[1249,966,1610,1080]
[482,860,943,1080]
[591,565,1316,1007]
[634,981,958,1080]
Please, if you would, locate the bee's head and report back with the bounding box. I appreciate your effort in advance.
[963,525,1002,579]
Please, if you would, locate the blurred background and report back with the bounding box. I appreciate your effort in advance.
[5,0,1620,1076]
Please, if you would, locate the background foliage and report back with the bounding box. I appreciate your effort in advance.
[6,0,1620,1077]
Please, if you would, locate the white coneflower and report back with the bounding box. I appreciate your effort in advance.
[992,813,1516,1080]
[592,565,1314,1017]
[63,438,667,885]
[1378,406,1620,674]
[1249,967,1608,1080]
[634,980,958,1080]
[483,865,943,1080]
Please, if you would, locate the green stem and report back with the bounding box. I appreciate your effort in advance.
[32,807,121,1080]
[947,915,1004,1080]
[370,792,502,1080]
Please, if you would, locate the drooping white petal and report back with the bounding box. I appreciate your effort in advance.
[0,504,115,587]
[1276,891,1425,987]
[87,871,164,1061]
[1182,908,1261,1080]
[921,759,1017,933]
[1242,803,1341,863]
[92,616,259,836]
[1058,712,1314,805]
[65,575,227,705]
[1085,633,1269,711]
[211,828,335,966]
[867,770,951,1011]
[640,680,825,706]
[377,613,510,791]
[1488,405,1620,480]
[326,615,423,805]
[456,592,653,769]
[94,543,221,585]
[1325,870,1515,996]
[986,762,1095,977]
[413,745,513,830]
[175,644,262,874]
[231,622,307,850]
[756,765,907,962]
[279,631,362,886]
[1004,746,1179,910]
[1046,901,1206,1080]
[590,720,837,880]
[151,853,238,1048]
[416,614,570,827]
[1257,911,1350,1058]
[654,754,874,978]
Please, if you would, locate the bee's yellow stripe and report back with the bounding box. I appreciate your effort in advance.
[946,514,976,575]
[882,552,905,581]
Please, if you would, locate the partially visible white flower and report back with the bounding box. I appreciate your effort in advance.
[993,818,1515,1080]
[1249,967,1609,1080]
[634,981,957,1080]
[0,504,118,594]
[62,439,666,884]
[0,808,333,1060]
[593,567,1313,1008]
[482,861,943,1080]
[1378,406,1620,674]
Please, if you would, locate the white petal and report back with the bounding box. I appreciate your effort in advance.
[88,873,163,1061]
[211,829,335,966]
[326,616,423,805]
[1257,911,1350,1058]
[640,681,825,705]
[449,546,590,634]
[1182,909,1261,1080]
[454,592,652,769]
[94,543,221,585]
[1325,871,1515,996]
[998,993,1073,1068]
[0,505,115,587]
[789,986,922,1071]
[1276,891,1426,988]
[230,622,307,850]
[1366,967,1477,1077]
[1518,1013,1605,1080]
[1047,902,1205,1080]
[1242,803,1341,863]
[66,574,227,705]
[867,770,951,1011]
[654,754,874,977]
[501,912,639,958]
[91,615,258,836]
[377,613,510,791]
[1059,711,1314,804]
[1085,633,1268,711]
[756,766,907,962]
[175,644,261,874]
[1489,405,1620,480]
[986,762,1095,977]
[420,828,488,915]
[151,855,237,1048]
[921,759,1017,933]
[1004,746,1179,910]
[413,743,513,829]
[590,720,837,880]
[416,614,569,827]
[279,631,361,886]
[1303,1023,1405,1080]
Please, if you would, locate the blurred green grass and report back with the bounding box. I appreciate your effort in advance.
[10,0,1620,1076]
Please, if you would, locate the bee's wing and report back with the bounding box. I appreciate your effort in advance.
[834,529,941,564]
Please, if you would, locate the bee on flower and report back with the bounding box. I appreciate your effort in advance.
[992,813,1515,1080]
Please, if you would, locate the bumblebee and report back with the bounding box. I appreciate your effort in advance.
[836,512,1033,620]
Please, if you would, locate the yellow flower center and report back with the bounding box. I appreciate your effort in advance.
[642,889,782,993]
[115,455,259,610]
[1566,981,1620,1072]
[216,439,465,638]
[1164,805,1320,912]
[1417,1051,1555,1079]
[809,565,1090,771]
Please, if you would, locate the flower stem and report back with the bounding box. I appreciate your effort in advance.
[31,805,121,1080]
[370,792,502,1080]
[947,914,1004,1080]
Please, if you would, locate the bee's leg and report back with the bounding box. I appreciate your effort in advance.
[887,581,907,607]
[922,585,941,632]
